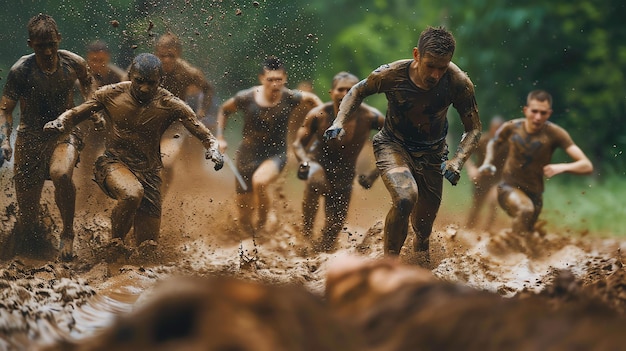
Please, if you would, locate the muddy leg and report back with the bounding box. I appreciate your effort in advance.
[409,166,443,254]
[236,193,256,232]
[50,143,79,261]
[381,168,418,256]
[106,167,144,241]
[302,166,326,239]
[498,187,536,235]
[14,178,45,256]
[251,159,281,230]
[316,187,350,252]
[133,209,161,245]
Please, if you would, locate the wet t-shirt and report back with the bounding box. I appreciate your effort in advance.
[312,103,379,172]
[92,82,212,171]
[362,59,478,151]
[3,50,92,138]
[492,118,573,194]
[233,87,303,160]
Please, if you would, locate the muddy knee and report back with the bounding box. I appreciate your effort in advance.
[119,187,145,208]
[49,170,73,188]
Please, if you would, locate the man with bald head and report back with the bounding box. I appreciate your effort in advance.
[293,71,384,251]
[45,53,223,257]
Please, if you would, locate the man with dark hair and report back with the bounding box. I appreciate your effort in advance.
[44,53,224,257]
[293,71,384,251]
[325,26,482,264]
[86,40,125,87]
[154,32,215,122]
[479,90,593,238]
[154,32,217,193]
[0,13,96,259]
[216,56,322,233]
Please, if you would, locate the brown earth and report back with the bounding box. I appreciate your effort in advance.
[0,137,624,350]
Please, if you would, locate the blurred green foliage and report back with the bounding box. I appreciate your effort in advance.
[1,0,624,174]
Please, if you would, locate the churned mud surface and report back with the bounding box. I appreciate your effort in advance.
[0,141,624,350]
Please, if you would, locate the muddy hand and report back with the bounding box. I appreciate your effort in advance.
[441,162,460,186]
[206,148,224,171]
[44,119,65,133]
[0,143,11,165]
[323,126,345,141]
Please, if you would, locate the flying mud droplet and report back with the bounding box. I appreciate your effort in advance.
[235,8,243,16]
[253,1,260,7]
[131,45,138,50]
[306,33,314,39]
[110,20,120,28]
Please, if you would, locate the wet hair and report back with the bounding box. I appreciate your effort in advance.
[129,53,163,77]
[87,40,110,53]
[260,56,285,74]
[27,13,60,40]
[417,26,455,57]
[527,90,553,107]
[331,71,359,89]
[155,32,182,55]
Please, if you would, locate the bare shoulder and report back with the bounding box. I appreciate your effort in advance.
[308,102,332,118]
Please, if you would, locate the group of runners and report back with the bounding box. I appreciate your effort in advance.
[0,14,593,264]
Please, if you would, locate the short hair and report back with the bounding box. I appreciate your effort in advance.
[260,56,285,74]
[417,26,456,57]
[155,32,182,55]
[129,53,163,77]
[331,71,359,89]
[87,40,110,53]
[526,90,553,107]
[27,13,60,40]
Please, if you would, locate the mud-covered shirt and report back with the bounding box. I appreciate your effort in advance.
[361,59,478,151]
[233,87,303,160]
[2,50,92,137]
[91,82,213,171]
[310,103,380,173]
[492,118,574,194]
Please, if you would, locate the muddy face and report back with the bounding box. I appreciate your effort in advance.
[155,46,179,74]
[28,35,61,67]
[129,70,161,105]
[86,50,111,77]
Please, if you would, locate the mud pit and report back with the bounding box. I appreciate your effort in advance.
[0,139,625,350]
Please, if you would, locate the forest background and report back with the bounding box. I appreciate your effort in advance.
[0,0,624,234]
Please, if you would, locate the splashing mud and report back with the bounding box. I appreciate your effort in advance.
[0,144,624,350]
